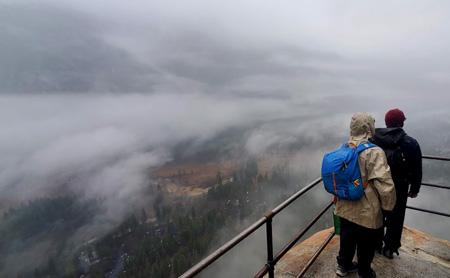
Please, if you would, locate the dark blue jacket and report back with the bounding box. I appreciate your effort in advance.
[373,127,422,195]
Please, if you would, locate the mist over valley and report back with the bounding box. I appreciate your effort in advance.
[1,1,450,277]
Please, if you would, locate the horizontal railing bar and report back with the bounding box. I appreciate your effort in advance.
[422,155,450,161]
[254,264,269,278]
[296,230,335,278]
[273,201,333,263]
[254,201,333,278]
[406,206,450,218]
[179,217,267,278]
[421,182,450,190]
[272,177,323,215]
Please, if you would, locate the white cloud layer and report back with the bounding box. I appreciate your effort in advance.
[0,2,450,273]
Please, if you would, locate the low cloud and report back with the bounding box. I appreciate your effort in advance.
[1,240,54,277]
[1,1,450,276]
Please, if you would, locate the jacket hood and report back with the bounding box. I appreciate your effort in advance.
[374,127,406,148]
[349,112,375,145]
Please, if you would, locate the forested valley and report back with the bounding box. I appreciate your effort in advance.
[0,160,315,278]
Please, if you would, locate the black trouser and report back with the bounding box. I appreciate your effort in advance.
[337,217,377,277]
[384,188,408,251]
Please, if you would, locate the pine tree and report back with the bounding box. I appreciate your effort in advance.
[216,170,223,185]
[141,207,147,224]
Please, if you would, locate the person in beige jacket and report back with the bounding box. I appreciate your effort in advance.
[334,112,397,278]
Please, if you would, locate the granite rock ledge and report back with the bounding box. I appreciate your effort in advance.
[274,226,450,277]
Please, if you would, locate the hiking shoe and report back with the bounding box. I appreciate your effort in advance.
[359,270,376,278]
[382,247,399,259]
[336,262,358,277]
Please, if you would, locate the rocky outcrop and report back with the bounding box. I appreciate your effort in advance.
[275,226,450,277]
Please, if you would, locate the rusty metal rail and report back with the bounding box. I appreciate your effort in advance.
[254,201,333,278]
[408,183,450,217]
[406,206,450,218]
[421,182,450,190]
[179,177,323,278]
[296,230,335,278]
[179,216,267,278]
[422,155,450,161]
[180,155,450,278]
[406,155,450,217]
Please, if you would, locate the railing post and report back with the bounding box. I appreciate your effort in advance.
[265,211,276,278]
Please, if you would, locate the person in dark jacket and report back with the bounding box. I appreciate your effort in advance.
[373,108,422,259]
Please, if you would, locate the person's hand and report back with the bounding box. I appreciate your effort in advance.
[409,192,418,198]
[382,210,392,226]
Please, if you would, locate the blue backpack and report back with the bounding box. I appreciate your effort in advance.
[321,142,376,200]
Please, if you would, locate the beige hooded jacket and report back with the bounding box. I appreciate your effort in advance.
[334,112,396,229]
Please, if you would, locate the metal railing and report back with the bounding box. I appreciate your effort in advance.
[180,177,325,278]
[180,155,450,278]
[408,155,450,218]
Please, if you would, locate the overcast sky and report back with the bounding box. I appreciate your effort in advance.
[1,2,450,270]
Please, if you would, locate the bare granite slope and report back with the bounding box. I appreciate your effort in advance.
[275,226,450,277]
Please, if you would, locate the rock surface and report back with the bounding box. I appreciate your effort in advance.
[274,226,450,277]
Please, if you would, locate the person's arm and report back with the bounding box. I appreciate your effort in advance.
[365,148,397,211]
[407,138,422,197]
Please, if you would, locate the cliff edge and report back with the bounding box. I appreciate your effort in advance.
[275,226,450,277]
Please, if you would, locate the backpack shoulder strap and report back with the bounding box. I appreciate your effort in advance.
[354,142,377,189]
[355,142,377,153]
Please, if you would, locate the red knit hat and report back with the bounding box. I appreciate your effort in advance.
[385,108,406,127]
